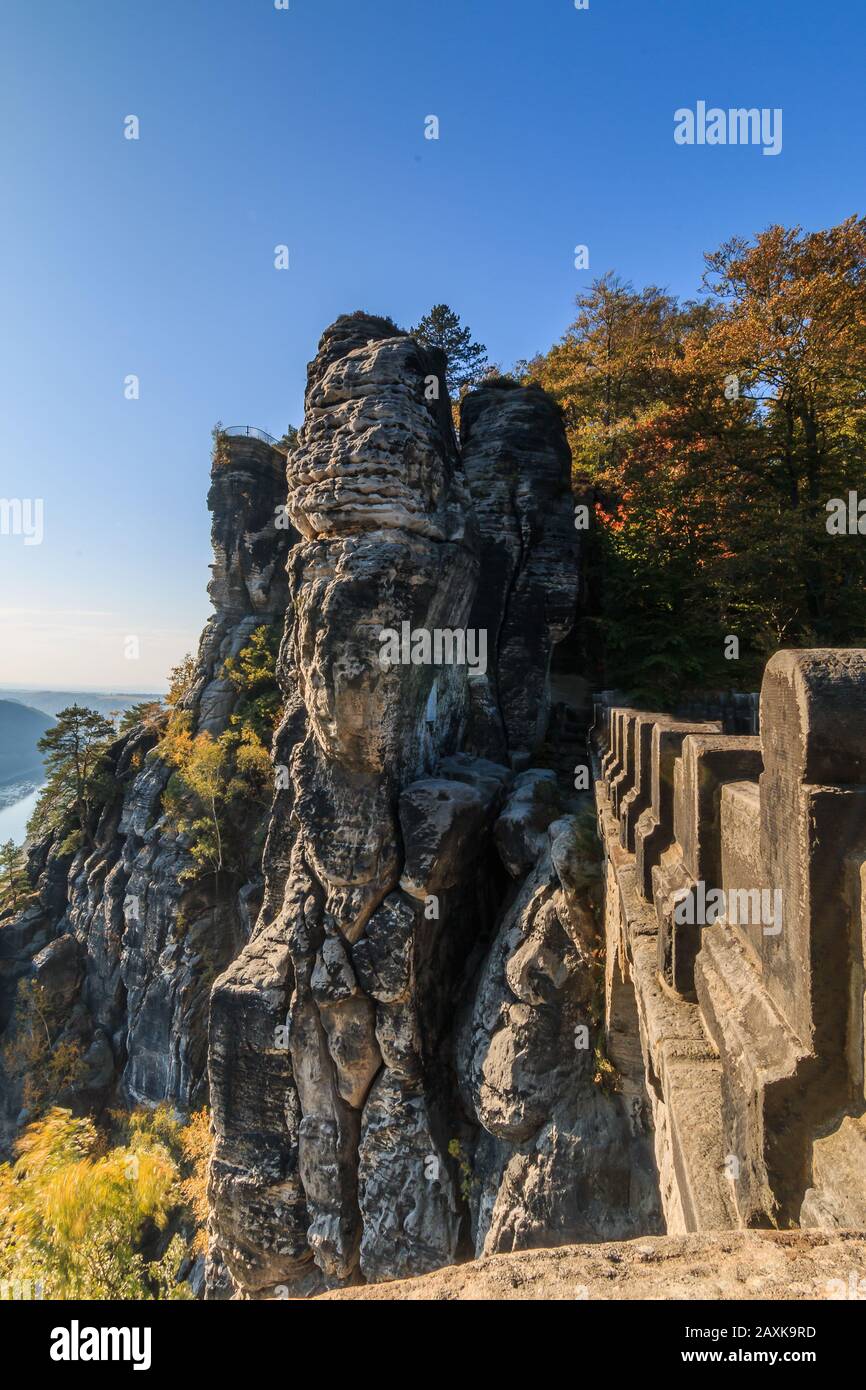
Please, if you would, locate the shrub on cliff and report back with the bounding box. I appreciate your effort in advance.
[210,420,231,470]
[221,621,282,742]
[166,653,198,708]
[2,980,86,1120]
[0,839,33,915]
[160,624,279,880]
[117,701,164,734]
[160,718,273,880]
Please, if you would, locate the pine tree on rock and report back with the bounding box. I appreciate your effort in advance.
[412,303,489,396]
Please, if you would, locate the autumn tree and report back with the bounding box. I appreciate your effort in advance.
[0,1108,187,1300]
[166,653,198,708]
[2,979,85,1118]
[118,1104,212,1259]
[177,1108,211,1255]
[701,216,866,647]
[520,273,691,481]
[524,218,866,701]
[522,275,732,697]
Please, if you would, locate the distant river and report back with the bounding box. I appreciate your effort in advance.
[0,787,42,846]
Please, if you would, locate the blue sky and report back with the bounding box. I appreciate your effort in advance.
[0,0,863,690]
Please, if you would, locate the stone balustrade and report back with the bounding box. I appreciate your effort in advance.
[594,650,866,1234]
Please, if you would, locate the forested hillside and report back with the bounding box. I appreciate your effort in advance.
[0,700,53,789]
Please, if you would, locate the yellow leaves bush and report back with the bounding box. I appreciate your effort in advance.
[178,1108,211,1254]
[0,1104,212,1299]
[0,1108,184,1300]
[166,653,198,708]
[157,626,280,880]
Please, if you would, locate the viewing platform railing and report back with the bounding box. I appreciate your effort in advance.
[223,425,281,446]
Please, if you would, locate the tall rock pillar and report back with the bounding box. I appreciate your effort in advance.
[208,314,483,1294]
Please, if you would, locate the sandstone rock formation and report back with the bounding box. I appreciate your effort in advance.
[458,805,662,1257]
[314,1228,866,1302]
[206,314,663,1298]
[209,315,482,1295]
[460,382,579,765]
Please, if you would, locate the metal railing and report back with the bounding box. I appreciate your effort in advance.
[223,425,281,446]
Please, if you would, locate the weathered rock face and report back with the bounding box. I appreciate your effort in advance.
[191,434,290,734]
[0,434,292,1152]
[207,315,660,1299]
[208,315,489,1295]
[460,382,579,764]
[458,797,663,1257]
[313,1229,866,1302]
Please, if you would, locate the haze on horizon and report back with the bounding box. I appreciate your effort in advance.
[0,606,188,693]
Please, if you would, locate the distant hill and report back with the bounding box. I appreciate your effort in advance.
[0,699,54,789]
[0,690,162,721]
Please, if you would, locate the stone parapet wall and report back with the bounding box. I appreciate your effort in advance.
[595,650,866,1234]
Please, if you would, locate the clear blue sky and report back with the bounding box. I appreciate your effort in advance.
[1,0,863,690]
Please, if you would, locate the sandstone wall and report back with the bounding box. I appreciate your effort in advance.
[595,651,866,1234]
